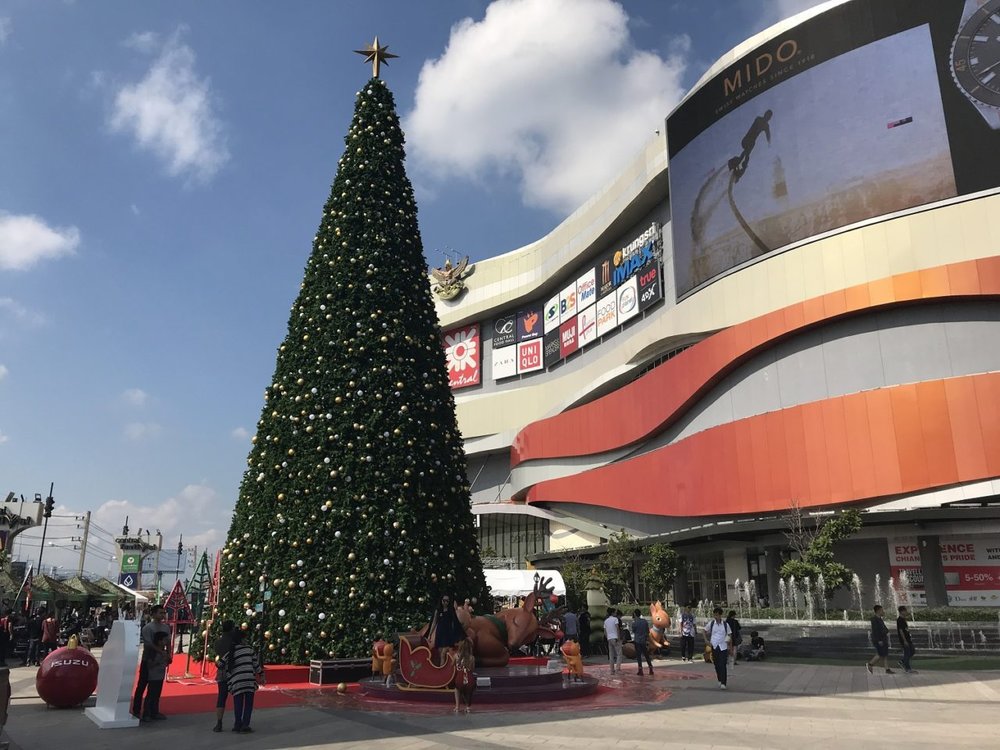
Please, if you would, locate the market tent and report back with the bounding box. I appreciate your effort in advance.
[483,569,566,598]
[31,574,87,603]
[63,575,118,603]
[91,577,129,600]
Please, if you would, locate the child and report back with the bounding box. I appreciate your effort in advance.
[141,630,171,721]
[453,639,476,714]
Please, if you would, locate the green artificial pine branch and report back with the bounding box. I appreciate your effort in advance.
[214,78,488,664]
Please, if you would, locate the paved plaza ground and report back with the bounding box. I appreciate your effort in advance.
[4,655,998,750]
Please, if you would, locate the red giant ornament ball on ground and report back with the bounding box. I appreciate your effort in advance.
[36,647,99,708]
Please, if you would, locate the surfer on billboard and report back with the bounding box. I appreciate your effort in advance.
[728,109,773,182]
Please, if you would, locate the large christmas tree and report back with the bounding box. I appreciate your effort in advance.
[216,65,487,663]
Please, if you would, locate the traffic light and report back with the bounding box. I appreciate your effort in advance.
[43,495,54,518]
[177,538,184,557]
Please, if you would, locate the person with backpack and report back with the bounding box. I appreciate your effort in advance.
[226,631,265,733]
[704,607,732,689]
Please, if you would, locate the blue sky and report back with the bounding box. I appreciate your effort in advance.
[0,0,822,581]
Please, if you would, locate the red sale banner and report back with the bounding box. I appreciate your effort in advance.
[889,536,1000,607]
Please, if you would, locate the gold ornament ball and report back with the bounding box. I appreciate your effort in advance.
[337,682,348,694]
[283,623,291,633]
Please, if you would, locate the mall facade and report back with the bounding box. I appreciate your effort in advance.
[435,0,1000,608]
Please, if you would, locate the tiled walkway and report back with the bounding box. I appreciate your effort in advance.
[6,657,999,749]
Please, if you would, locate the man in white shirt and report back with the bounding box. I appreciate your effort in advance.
[704,606,731,689]
[603,609,622,674]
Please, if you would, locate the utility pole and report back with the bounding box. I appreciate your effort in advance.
[77,510,91,575]
[35,484,55,576]
[153,531,163,595]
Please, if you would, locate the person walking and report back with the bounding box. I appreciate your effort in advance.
[227,631,265,733]
[866,605,894,674]
[40,610,58,660]
[23,612,42,667]
[139,631,171,722]
[0,610,11,666]
[679,605,696,662]
[726,610,743,667]
[132,605,171,719]
[704,607,732,689]
[604,608,622,674]
[212,620,237,732]
[631,609,654,676]
[578,605,592,656]
[896,606,915,674]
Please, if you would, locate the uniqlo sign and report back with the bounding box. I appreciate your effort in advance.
[559,318,578,358]
[517,339,543,374]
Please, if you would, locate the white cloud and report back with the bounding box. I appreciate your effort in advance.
[130,203,140,216]
[110,29,229,182]
[230,426,249,441]
[0,430,8,445]
[406,0,688,214]
[0,364,7,380]
[0,212,80,270]
[761,0,830,25]
[0,18,11,45]
[124,421,161,440]
[121,387,149,407]
[0,297,45,327]
[94,483,219,549]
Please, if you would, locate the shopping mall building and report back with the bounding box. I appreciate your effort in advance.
[434,0,1000,608]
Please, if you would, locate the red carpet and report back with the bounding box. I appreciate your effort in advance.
[154,660,696,716]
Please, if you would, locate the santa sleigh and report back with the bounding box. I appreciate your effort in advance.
[395,633,456,690]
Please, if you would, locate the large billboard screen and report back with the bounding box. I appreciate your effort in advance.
[667,0,1000,298]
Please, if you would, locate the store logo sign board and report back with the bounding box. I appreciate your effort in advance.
[638,263,662,311]
[492,314,517,349]
[598,223,661,298]
[543,295,560,333]
[559,283,577,322]
[617,275,639,325]
[559,318,578,358]
[443,324,481,390]
[492,344,517,380]
[517,339,543,374]
[119,572,137,589]
[121,554,141,574]
[576,268,597,310]
[577,305,597,348]
[596,293,619,337]
[517,304,543,342]
[543,329,561,367]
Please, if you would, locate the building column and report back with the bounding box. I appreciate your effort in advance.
[764,546,782,606]
[918,535,948,607]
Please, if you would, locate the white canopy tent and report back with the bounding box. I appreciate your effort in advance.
[483,569,566,598]
[111,581,150,603]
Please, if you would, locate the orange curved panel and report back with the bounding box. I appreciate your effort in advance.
[511,257,1000,468]
[525,373,1000,517]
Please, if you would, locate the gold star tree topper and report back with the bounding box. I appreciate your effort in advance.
[354,36,399,79]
